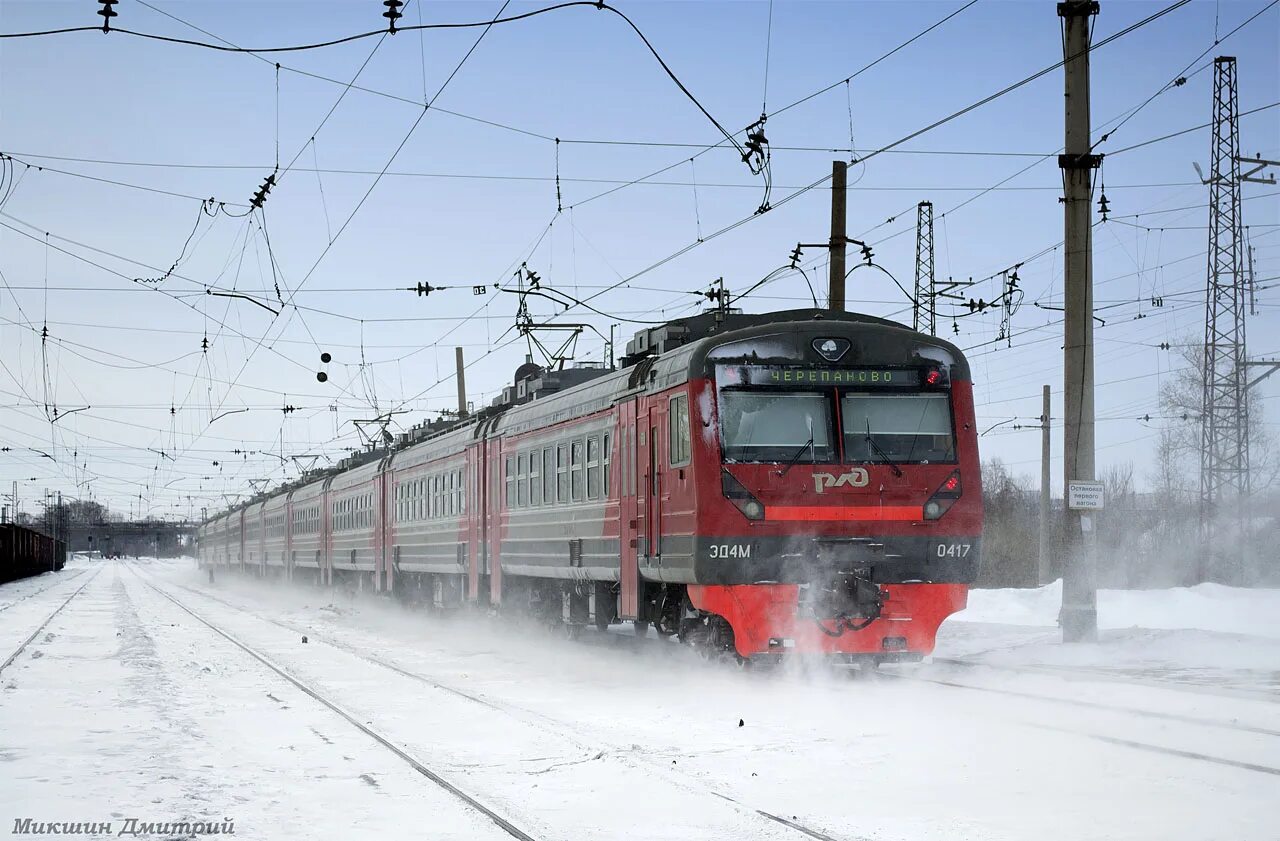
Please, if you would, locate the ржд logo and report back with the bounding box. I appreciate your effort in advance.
[812,469,870,493]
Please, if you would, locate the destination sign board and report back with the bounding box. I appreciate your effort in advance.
[718,366,923,387]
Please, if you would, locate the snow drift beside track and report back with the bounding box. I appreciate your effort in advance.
[954,579,1280,639]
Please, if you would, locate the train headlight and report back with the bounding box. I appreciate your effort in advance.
[922,470,962,520]
[722,469,765,521]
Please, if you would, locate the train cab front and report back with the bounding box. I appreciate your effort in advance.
[683,323,982,663]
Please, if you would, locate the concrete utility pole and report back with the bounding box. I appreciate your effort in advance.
[455,347,468,417]
[1040,385,1052,587]
[829,160,847,311]
[1058,0,1100,642]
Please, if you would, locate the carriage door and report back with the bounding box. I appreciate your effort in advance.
[639,400,665,566]
[618,400,640,619]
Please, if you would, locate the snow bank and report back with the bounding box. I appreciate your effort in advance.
[956,579,1280,639]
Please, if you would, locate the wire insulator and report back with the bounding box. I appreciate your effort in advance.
[383,0,404,33]
[97,0,118,33]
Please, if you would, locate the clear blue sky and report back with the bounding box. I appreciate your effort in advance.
[0,0,1277,518]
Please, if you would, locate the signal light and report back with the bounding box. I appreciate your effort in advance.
[926,369,942,385]
[942,474,960,492]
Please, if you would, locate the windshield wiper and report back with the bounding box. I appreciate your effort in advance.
[865,420,903,477]
[778,436,814,477]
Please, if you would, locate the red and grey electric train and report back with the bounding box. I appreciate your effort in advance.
[199,309,982,662]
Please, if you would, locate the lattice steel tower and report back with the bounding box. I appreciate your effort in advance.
[914,201,935,334]
[1200,57,1249,543]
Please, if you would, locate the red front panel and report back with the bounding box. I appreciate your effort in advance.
[685,375,982,657]
[689,582,968,657]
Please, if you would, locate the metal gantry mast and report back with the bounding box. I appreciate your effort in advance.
[914,200,936,334]
[1199,56,1249,578]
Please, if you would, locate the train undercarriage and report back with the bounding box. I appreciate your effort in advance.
[205,546,961,666]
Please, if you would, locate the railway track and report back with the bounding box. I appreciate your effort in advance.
[0,567,89,614]
[166,567,1280,783]
[884,664,1280,737]
[0,568,100,674]
[931,654,1278,702]
[142,570,857,841]
[586,622,1280,778]
[872,667,1280,777]
[132,572,540,841]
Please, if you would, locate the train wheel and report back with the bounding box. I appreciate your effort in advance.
[633,620,650,637]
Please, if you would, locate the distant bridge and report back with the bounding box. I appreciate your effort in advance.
[67,521,198,558]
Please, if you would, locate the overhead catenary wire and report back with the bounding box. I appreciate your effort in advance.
[556,0,1198,315]
[3,2,751,160]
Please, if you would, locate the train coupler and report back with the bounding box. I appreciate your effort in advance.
[798,570,883,635]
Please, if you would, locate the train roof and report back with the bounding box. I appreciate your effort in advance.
[200,308,966,523]
[645,308,971,386]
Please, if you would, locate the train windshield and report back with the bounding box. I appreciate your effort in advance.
[842,393,955,464]
[718,391,836,463]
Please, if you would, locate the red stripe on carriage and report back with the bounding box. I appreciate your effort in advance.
[766,505,923,522]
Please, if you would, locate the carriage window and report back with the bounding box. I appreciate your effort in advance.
[517,453,529,508]
[505,457,515,508]
[842,393,955,464]
[571,440,585,502]
[669,394,691,466]
[718,390,835,463]
[603,432,612,497]
[586,436,602,500]
[544,448,556,504]
[529,450,541,506]
[556,444,569,504]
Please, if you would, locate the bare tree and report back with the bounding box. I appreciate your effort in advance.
[978,459,1041,588]
[1153,337,1279,584]
[1158,338,1279,492]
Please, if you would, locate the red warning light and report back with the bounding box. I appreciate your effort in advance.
[943,474,960,492]
[926,369,942,385]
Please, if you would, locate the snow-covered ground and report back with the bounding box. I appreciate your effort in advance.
[956,579,1280,638]
[1,559,1276,841]
[939,580,1280,697]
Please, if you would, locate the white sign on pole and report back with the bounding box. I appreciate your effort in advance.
[1068,480,1105,510]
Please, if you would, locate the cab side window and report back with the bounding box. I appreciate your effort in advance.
[669,394,691,466]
